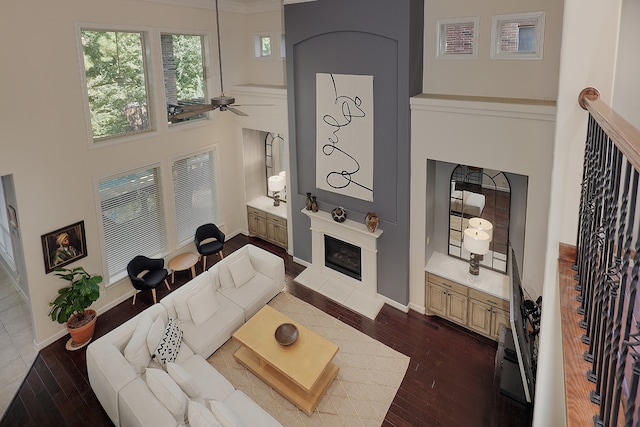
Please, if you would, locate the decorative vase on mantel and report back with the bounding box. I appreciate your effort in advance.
[311,196,318,212]
[365,212,379,232]
[305,193,313,210]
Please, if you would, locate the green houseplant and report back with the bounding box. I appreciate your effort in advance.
[48,266,102,349]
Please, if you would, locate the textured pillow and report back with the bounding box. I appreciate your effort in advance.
[146,368,188,421]
[227,254,256,288]
[187,283,219,326]
[146,316,165,356]
[152,318,183,367]
[209,400,243,427]
[166,362,200,398]
[189,401,223,427]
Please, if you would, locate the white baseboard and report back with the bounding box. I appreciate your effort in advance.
[292,257,310,268]
[378,294,409,313]
[408,302,426,315]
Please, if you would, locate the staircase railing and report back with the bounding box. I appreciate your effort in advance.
[565,87,640,426]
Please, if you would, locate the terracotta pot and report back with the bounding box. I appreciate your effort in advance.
[67,309,97,347]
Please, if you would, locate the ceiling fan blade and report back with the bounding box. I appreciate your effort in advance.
[226,106,248,117]
[231,104,275,107]
[169,105,217,121]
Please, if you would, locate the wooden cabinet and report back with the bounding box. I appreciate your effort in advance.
[427,272,508,341]
[247,206,288,249]
[426,274,468,327]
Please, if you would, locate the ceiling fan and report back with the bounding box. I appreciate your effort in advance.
[168,0,266,122]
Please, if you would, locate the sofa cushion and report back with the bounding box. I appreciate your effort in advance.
[219,273,277,320]
[173,272,210,322]
[124,312,153,374]
[177,295,245,358]
[188,401,222,427]
[145,368,188,423]
[187,283,219,326]
[227,254,256,288]
[118,377,179,427]
[209,400,243,427]
[166,362,200,398]
[153,319,184,367]
[180,354,235,401]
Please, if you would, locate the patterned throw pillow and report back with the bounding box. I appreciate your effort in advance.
[152,318,183,367]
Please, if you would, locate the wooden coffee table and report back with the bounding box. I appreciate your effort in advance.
[232,305,339,415]
[168,252,199,283]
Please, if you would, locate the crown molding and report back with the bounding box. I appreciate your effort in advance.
[136,0,282,13]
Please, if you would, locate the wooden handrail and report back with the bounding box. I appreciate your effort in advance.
[579,87,640,172]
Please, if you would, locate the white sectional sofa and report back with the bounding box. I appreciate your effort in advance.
[87,244,285,427]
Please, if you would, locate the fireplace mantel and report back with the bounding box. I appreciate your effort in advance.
[296,208,384,319]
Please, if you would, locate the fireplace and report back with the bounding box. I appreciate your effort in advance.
[324,235,362,280]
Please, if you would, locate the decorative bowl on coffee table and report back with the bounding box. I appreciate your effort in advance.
[275,323,298,346]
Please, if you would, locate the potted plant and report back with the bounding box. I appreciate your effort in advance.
[48,266,102,350]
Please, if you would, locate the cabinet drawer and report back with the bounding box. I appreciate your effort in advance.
[469,288,509,311]
[427,273,468,296]
[247,206,266,218]
[267,213,287,227]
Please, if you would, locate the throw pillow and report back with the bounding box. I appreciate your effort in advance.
[187,283,219,326]
[227,254,256,288]
[173,282,201,322]
[152,318,183,367]
[209,400,243,427]
[166,362,200,398]
[218,264,235,289]
[189,401,223,427]
[145,368,188,421]
[146,316,165,356]
[124,312,153,374]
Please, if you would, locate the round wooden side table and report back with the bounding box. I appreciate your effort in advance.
[168,252,199,284]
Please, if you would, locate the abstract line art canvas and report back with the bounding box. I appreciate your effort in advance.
[316,73,374,201]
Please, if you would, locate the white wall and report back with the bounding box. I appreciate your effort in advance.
[423,0,564,100]
[0,0,252,347]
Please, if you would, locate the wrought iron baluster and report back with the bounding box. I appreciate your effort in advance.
[600,159,635,427]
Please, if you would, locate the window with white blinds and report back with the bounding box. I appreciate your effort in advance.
[172,149,221,244]
[98,166,166,278]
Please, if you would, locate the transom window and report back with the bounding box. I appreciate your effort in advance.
[436,17,479,60]
[490,12,545,60]
[80,29,151,141]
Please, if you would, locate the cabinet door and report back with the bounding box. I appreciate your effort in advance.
[266,220,277,242]
[274,223,288,248]
[447,291,468,325]
[468,299,492,336]
[491,308,510,339]
[427,283,447,317]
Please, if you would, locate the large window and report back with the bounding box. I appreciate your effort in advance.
[172,150,221,244]
[162,33,207,124]
[80,29,151,141]
[98,167,166,280]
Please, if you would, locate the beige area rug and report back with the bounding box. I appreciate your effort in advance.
[207,293,409,427]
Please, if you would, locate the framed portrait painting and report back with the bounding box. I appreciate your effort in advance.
[41,221,87,274]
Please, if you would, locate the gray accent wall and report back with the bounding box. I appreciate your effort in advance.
[285,0,423,304]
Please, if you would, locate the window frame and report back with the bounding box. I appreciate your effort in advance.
[490,12,545,60]
[252,31,284,61]
[95,162,168,286]
[170,146,223,247]
[436,17,480,60]
[75,23,158,148]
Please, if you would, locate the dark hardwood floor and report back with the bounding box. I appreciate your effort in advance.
[0,235,531,427]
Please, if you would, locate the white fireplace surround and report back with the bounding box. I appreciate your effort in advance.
[295,208,384,319]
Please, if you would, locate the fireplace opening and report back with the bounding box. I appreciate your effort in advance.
[324,235,362,281]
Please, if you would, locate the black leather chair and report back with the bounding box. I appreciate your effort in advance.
[127,256,171,305]
[194,223,225,270]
